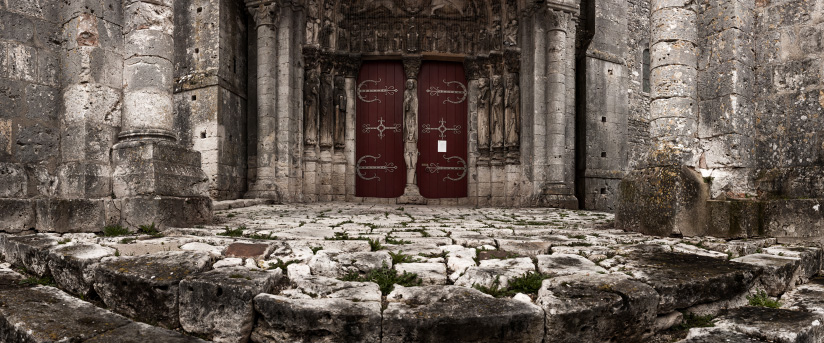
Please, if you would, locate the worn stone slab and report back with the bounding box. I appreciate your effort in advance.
[496,239,553,257]
[679,328,771,342]
[47,243,115,297]
[762,246,822,283]
[537,274,659,343]
[708,307,824,343]
[732,253,800,296]
[179,267,282,343]
[454,257,535,289]
[781,277,824,316]
[225,242,271,260]
[537,253,607,276]
[92,251,211,329]
[395,263,448,285]
[84,322,208,343]
[383,285,544,343]
[283,275,381,302]
[252,294,382,343]
[1,234,58,276]
[308,250,391,278]
[625,248,759,312]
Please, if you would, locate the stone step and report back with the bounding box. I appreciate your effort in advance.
[679,307,824,343]
[0,264,206,343]
[1,214,823,343]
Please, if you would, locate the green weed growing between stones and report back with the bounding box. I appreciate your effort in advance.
[368,238,383,251]
[249,232,278,240]
[103,225,130,237]
[268,259,298,271]
[311,246,324,254]
[389,251,418,264]
[340,264,421,295]
[218,226,245,237]
[673,312,715,330]
[19,276,55,286]
[138,223,162,237]
[747,291,781,308]
[507,271,551,295]
[385,236,412,245]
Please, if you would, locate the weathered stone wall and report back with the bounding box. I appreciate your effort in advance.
[626,0,651,171]
[576,0,630,211]
[0,0,60,231]
[753,0,824,200]
[174,0,249,200]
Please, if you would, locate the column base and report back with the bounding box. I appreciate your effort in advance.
[534,182,578,209]
[245,182,282,201]
[112,140,208,198]
[398,185,427,205]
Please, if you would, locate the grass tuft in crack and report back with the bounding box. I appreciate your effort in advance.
[339,264,421,295]
[103,225,130,237]
[747,290,781,308]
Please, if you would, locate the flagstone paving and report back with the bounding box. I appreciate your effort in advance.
[2,202,824,342]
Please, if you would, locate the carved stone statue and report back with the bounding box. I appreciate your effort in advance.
[406,24,419,52]
[305,0,320,45]
[490,75,504,148]
[319,72,334,148]
[303,69,320,145]
[477,77,490,150]
[333,76,347,149]
[430,0,468,16]
[403,79,418,185]
[504,73,520,148]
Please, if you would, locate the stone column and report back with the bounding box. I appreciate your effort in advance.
[616,0,708,236]
[398,55,426,204]
[341,54,361,201]
[113,0,211,228]
[545,8,569,187]
[464,57,481,206]
[245,2,281,200]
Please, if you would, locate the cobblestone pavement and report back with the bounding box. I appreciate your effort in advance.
[3,202,824,342]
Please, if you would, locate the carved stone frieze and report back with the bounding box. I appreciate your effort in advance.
[464,57,480,81]
[303,46,320,70]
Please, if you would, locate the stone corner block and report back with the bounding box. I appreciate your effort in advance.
[112,140,208,198]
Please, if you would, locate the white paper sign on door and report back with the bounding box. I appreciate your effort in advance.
[437,140,447,153]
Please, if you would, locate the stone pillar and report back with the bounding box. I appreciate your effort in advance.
[398,55,426,204]
[341,55,360,201]
[464,57,481,206]
[616,0,709,236]
[529,4,578,208]
[245,2,281,200]
[113,0,211,228]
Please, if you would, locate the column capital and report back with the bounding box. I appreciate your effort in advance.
[247,1,280,27]
[544,8,572,33]
[402,55,422,79]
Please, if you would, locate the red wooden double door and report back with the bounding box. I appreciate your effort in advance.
[355,60,468,199]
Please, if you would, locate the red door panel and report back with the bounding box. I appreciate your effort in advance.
[356,61,406,198]
[417,61,469,198]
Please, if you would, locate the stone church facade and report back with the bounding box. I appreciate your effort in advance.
[0,0,822,238]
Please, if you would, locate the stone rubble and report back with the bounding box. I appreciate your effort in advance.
[0,202,824,342]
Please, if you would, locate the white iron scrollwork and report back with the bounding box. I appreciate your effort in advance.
[426,79,467,104]
[362,117,401,139]
[357,79,398,103]
[356,154,398,181]
[423,155,467,182]
[422,118,461,139]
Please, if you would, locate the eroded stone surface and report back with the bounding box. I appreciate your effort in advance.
[92,251,211,329]
[252,294,382,343]
[383,285,545,343]
[179,267,282,343]
[538,274,659,343]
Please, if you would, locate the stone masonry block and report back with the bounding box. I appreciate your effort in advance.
[651,40,698,69]
[698,95,753,138]
[92,251,211,329]
[120,196,211,229]
[36,198,120,233]
[699,60,752,100]
[57,162,113,198]
[651,65,697,99]
[112,140,208,198]
[0,162,27,198]
[180,267,281,342]
[651,7,698,44]
[0,199,36,233]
